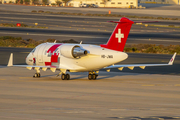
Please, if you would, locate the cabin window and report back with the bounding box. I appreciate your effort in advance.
[111,2,115,4]
[126,2,128,4]
[130,2,133,4]
[118,2,122,4]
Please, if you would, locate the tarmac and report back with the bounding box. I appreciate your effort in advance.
[0,66,180,120]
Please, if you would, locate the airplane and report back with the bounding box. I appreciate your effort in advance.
[7,17,176,80]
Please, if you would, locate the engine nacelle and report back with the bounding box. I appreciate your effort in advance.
[60,44,88,58]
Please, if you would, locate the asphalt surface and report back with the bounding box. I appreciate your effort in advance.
[0,67,180,120]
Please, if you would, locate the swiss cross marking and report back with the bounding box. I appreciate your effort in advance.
[115,29,124,43]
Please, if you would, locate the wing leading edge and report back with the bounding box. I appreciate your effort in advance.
[104,53,176,71]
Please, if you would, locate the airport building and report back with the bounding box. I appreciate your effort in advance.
[67,0,138,8]
[139,0,179,4]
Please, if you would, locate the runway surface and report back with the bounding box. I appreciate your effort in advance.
[0,67,180,120]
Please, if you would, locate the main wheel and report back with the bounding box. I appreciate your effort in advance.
[61,74,66,80]
[88,74,92,80]
[33,73,37,78]
[66,74,70,80]
[37,73,40,77]
[92,74,96,80]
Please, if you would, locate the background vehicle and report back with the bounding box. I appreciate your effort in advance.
[90,4,98,8]
[79,3,87,7]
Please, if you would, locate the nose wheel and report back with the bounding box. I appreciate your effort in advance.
[61,74,70,80]
[88,73,98,80]
[33,73,40,78]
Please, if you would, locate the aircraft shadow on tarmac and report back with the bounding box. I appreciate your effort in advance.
[0,65,7,68]
[37,72,140,81]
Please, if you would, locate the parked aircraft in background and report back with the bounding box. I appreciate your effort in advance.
[7,17,176,80]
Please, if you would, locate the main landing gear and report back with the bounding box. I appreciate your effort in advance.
[33,73,40,78]
[88,72,98,80]
[61,73,70,80]
[56,71,70,80]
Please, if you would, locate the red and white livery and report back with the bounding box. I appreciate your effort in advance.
[7,17,176,80]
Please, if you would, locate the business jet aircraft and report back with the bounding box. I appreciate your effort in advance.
[7,17,176,80]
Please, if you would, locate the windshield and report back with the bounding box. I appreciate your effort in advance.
[31,48,36,53]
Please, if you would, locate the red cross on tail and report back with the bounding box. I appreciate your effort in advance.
[100,17,134,52]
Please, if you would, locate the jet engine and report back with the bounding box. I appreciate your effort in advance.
[60,44,88,58]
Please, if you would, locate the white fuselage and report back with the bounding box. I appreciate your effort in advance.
[26,43,128,72]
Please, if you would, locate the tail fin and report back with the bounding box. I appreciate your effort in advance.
[100,17,134,52]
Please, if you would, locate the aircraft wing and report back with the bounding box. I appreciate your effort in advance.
[7,53,69,72]
[104,53,176,71]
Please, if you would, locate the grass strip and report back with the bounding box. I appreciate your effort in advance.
[31,10,180,21]
[0,23,48,29]
[0,36,78,48]
[124,44,180,54]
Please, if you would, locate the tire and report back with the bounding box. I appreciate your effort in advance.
[88,74,92,80]
[66,74,70,80]
[34,73,38,78]
[37,73,40,77]
[92,74,96,80]
[61,74,66,80]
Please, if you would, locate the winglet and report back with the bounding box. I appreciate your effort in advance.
[7,53,13,66]
[168,52,176,65]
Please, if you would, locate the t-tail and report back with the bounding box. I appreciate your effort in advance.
[100,17,157,52]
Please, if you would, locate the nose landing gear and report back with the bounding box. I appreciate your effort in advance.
[33,68,41,78]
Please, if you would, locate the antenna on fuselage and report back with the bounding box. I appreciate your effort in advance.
[80,41,82,44]
[54,40,57,43]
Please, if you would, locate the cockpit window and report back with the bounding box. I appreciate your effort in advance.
[31,48,36,53]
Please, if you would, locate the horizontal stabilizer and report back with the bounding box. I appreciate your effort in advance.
[108,21,158,24]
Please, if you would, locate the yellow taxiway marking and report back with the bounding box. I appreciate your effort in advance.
[0,79,6,80]
[174,84,180,86]
[20,52,30,53]
[142,84,155,86]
